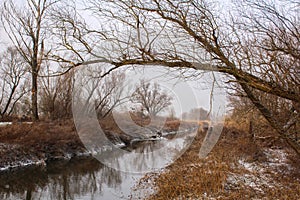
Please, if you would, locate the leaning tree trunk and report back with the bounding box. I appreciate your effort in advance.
[239,81,300,156]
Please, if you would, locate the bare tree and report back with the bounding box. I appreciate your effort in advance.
[131,80,173,117]
[0,47,28,119]
[0,0,59,120]
[227,0,300,152]
[58,0,298,102]
[75,66,127,119]
[51,0,299,153]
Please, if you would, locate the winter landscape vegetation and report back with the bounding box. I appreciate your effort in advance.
[0,0,299,199]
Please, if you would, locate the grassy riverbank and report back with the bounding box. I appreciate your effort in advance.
[135,122,300,199]
[1,117,299,199]
[0,120,85,170]
[0,116,195,171]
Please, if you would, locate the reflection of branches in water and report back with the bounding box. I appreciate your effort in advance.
[0,166,49,199]
[0,157,123,200]
[99,165,122,189]
[113,135,194,172]
[133,142,159,171]
[36,158,103,200]
[0,133,198,199]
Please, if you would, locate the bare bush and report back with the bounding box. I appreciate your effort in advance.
[39,69,74,120]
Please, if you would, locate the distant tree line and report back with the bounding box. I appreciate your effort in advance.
[182,108,210,121]
[0,50,174,121]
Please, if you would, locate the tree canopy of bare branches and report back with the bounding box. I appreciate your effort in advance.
[54,0,299,153]
[1,0,299,153]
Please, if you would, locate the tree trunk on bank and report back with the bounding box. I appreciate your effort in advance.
[240,82,300,156]
[31,68,39,121]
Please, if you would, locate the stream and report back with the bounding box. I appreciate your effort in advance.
[0,131,197,200]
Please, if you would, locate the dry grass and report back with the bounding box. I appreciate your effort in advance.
[0,116,193,167]
[1,117,299,199]
[137,121,300,200]
[0,121,77,145]
[0,120,86,167]
[0,120,79,146]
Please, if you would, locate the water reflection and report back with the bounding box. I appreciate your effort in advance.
[0,133,196,200]
[0,157,125,200]
[97,134,196,173]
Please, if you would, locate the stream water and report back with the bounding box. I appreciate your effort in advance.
[0,132,196,200]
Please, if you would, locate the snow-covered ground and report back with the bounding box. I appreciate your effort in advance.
[0,122,12,127]
[226,148,294,194]
[0,160,46,171]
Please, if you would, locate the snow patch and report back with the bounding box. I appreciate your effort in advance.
[226,148,292,193]
[0,121,33,127]
[0,122,12,127]
[0,159,46,171]
[263,148,291,169]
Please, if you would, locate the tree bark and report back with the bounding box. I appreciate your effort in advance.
[32,68,39,121]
